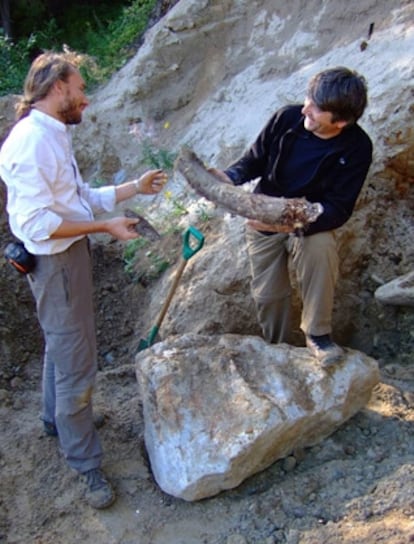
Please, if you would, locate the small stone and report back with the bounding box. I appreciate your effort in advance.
[10,377,22,389]
[0,389,9,403]
[344,444,356,455]
[403,391,414,406]
[104,352,115,364]
[283,456,297,472]
[293,447,306,462]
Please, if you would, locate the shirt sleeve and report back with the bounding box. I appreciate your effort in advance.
[223,108,286,185]
[78,183,117,215]
[4,158,64,242]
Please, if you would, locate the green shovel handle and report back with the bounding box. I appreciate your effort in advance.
[182,226,204,260]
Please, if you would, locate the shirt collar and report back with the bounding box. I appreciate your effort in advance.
[30,108,68,133]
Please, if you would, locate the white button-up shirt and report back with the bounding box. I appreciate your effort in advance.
[0,109,116,254]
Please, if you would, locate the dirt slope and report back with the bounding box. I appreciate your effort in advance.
[0,0,413,542]
[0,227,413,544]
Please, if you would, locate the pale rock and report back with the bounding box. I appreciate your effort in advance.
[152,214,261,340]
[374,271,414,307]
[64,0,413,191]
[68,0,411,354]
[136,333,379,501]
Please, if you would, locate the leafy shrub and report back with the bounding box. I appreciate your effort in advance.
[123,236,171,284]
[90,0,157,75]
[0,0,157,96]
[141,140,177,172]
[60,0,158,86]
[0,31,34,95]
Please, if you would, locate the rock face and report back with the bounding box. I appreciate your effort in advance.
[1,0,413,361]
[66,0,411,358]
[136,333,379,501]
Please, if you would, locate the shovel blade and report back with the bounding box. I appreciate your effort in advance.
[137,338,150,352]
[137,325,160,352]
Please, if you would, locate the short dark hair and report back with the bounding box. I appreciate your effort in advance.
[307,67,368,124]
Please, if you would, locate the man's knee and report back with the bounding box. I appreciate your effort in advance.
[56,383,94,418]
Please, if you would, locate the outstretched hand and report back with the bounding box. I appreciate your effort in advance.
[106,217,140,241]
[136,169,168,194]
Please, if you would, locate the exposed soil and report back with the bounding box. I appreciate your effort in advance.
[0,222,413,544]
[0,0,413,539]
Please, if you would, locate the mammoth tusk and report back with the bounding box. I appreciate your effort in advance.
[175,146,323,229]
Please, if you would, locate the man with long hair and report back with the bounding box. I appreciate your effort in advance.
[0,51,167,508]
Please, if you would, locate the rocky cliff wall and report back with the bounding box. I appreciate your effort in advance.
[0,0,413,362]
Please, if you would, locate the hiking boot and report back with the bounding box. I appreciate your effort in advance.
[82,468,115,509]
[306,334,344,369]
[43,421,58,436]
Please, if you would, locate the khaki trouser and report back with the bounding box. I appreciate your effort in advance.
[246,228,339,343]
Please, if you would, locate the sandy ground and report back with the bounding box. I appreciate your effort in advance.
[1,241,413,544]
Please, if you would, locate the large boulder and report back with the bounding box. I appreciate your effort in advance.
[136,333,379,501]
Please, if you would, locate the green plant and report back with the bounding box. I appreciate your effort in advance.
[161,222,185,237]
[141,139,177,171]
[0,31,35,95]
[123,235,171,284]
[129,120,177,173]
[0,0,158,96]
[163,191,188,217]
[144,250,170,278]
[90,178,107,188]
[84,0,158,85]
[195,202,212,222]
[32,19,64,51]
[123,237,148,275]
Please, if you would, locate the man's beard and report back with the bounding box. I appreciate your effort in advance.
[58,97,82,125]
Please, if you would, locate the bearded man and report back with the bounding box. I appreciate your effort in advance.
[0,51,167,509]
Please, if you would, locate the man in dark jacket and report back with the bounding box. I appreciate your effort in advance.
[217,67,373,367]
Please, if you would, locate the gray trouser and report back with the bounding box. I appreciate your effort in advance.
[28,238,102,473]
[246,228,339,344]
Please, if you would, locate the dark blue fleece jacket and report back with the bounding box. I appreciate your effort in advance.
[224,105,373,235]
